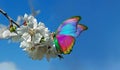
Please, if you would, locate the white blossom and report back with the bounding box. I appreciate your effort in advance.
[0,14,60,61]
[17,14,59,60]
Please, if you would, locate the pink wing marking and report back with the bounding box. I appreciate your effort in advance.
[56,35,75,54]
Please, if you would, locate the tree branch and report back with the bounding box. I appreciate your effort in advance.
[0,9,20,27]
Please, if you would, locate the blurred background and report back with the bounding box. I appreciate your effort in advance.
[0,0,120,70]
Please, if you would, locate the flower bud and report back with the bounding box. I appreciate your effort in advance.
[9,25,16,32]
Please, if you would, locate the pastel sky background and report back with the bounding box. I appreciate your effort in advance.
[0,0,120,70]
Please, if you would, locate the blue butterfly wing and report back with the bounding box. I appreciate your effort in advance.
[57,16,86,37]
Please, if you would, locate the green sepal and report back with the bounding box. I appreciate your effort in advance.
[9,26,16,32]
[40,37,45,43]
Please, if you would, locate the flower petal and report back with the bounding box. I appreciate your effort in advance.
[33,33,42,44]
[2,30,11,38]
[22,32,31,42]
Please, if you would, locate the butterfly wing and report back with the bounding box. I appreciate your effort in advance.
[54,35,75,54]
[76,24,88,37]
[57,16,81,37]
[54,16,88,54]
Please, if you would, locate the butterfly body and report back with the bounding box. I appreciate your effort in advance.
[54,16,88,54]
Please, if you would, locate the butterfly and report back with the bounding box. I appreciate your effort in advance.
[53,16,88,55]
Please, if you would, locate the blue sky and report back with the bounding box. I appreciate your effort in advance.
[0,0,120,70]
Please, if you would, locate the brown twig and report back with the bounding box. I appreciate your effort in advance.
[0,9,20,27]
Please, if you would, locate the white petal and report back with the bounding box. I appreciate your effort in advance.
[45,28,49,33]
[10,32,17,36]
[33,19,37,29]
[38,22,45,27]
[0,27,7,38]
[36,26,45,33]
[28,15,33,20]
[17,26,28,35]
[11,35,21,42]
[27,47,47,60]
[16,16,23,25]
[20,41,32,48]
[2,30,11,38]
[33,33,42,44]
[27,22,33,28]
[20,41,26,48]
[22,33,31,42]
[24,14,28,20]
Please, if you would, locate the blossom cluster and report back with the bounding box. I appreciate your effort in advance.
[0,14,59,61]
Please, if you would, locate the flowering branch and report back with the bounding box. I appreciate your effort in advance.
[0,9,20,27]
[0,9,62,61]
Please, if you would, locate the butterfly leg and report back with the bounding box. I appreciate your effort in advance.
[57,54,64,59]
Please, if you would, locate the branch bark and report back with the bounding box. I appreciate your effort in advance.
[0,9,20,27]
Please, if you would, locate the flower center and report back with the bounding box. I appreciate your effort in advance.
[28,29,35,36]
[29,47,35,51]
